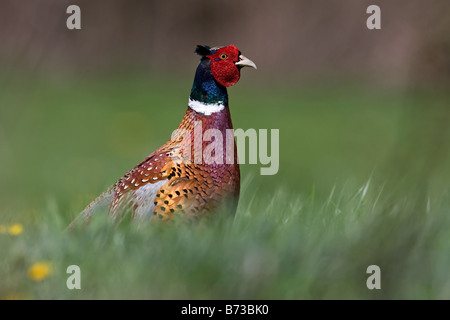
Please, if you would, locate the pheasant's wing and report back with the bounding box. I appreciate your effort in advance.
[68,140,238,228]
[108,149,172,220]
[67,149,171,229]
[108,147,216,221]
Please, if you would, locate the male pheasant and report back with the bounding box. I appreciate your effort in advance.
[70,45,256,226]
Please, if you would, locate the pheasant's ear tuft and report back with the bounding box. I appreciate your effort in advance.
[195,45,211,56]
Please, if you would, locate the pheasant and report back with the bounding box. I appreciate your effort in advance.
[70,45,256,226]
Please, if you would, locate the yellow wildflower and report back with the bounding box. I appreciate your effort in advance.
[28,262,52,281]
[8,223,23,235]
[0,223,23,235]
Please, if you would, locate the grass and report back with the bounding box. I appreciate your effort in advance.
[2,177,450,299]
[1,72,450,299]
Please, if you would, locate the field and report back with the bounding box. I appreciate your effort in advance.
[1,72,450,299]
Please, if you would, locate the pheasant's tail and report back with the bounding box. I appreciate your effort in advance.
[66,185,116,231]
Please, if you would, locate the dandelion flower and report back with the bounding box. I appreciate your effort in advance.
[28,262,52,281]
[0,223,23,235]
[8,223,23,236]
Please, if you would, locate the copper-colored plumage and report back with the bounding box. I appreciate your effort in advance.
[110,107,240,221]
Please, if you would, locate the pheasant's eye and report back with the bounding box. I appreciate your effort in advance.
[219,53,228,60]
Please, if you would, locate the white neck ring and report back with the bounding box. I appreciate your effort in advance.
[188,98,225,116]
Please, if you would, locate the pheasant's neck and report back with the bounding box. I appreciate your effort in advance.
[189,58,228,112]
[177,58,236,166]
[180,107,233,132]
[176,107,237,169]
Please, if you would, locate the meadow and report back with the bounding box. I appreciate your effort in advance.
[1,72,449,299]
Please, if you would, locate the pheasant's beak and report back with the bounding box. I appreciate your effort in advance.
[235,55,257,70]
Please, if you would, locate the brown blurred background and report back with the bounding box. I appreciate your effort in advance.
[0,0,449,87]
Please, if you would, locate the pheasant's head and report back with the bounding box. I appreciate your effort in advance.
[195,45,257,87]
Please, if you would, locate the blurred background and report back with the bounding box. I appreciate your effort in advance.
[0,0,450,300]
[1,0,449,83]
[1,0,449,216]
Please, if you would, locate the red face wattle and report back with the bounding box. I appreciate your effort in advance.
[207,45,241,87]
